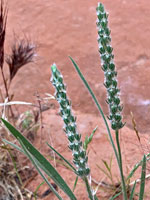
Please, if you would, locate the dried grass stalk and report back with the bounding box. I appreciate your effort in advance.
[0,0,7,69]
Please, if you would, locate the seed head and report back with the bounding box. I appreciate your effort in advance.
[51,64,90,177]
[6,38,36,82]
[96,3,124,130]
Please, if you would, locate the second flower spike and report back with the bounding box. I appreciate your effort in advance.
[96,3,124,130]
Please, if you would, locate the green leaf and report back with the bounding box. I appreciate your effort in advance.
[1,118,77,200]
[139,155,146,200]
[46,142,76,172]
[129,181,136,200]
[83,126,97,150]
[19,138,63,200]
[34,181,45,200]
[109,191,122,200]
[83,136,89,150]
[102,159,111,173]
[69,56,119,166]
[126,153,150,182]
[2,139,24,153]
[73,176,78,192]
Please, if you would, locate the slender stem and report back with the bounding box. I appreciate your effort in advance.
[1,67,9,98]
[69,57,120,167]
[83,176,94,200]
[0,68,15,118]
[115,130,127,200]
[0,88,4,102]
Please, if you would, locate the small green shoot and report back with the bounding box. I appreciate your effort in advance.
[34,181,45,200]
[83,126,98,150]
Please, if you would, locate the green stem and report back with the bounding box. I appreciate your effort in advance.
[115,130,127,200]
[83,176,94,200]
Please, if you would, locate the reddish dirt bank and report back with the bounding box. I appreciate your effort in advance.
[4,0,150,133]
[1,0,150,199]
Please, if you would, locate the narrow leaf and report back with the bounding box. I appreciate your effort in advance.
[109,191,122,200]
[1,118,77,200]
[83,136,89,150]
[19,139,63,200]
[102,159,111,172]
[2,138,24,153]
[73,176,78,192]
[129,181,136,200]
[139,155,146,200]
[34,181,45,200]
[69,57,119,166]
[46,142,76,172]
[127,153,150,182]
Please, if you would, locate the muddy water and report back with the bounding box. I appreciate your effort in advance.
[1,0,150,133]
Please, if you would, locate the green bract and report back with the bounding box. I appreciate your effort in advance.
[96,3,124,130]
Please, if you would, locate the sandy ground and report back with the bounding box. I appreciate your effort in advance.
[1,0,150,199]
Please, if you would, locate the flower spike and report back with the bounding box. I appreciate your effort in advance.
[51,64,90,177]
[96,3,124,130]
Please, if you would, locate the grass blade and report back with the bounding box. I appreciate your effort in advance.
[46,142,76,172]
[102,159,111,173]
[129,181,136,200]
[69,56,119,165]
[73,176,78,192]
[1,118,77,200]
[3,139,61,199]
[126,153,150,182]
[2,138,24,153]
[19,139,63,200]
[34,181,45,200]
[109,191,122,200]
[139,155,146,200]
